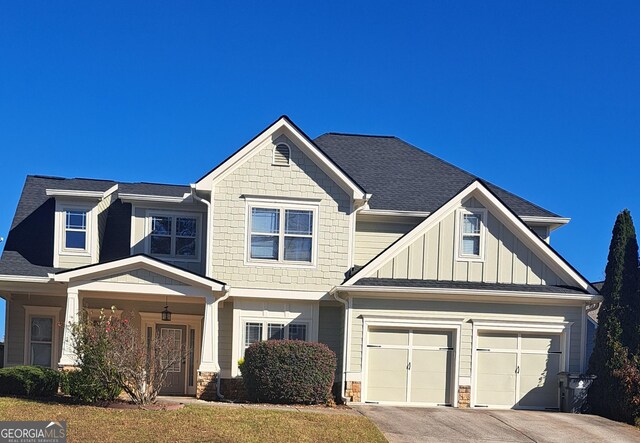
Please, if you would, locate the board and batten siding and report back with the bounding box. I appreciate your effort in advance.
[354,219,421,266]
[348,298,584,377]
[371,198,568,286]
[211,134,352,291]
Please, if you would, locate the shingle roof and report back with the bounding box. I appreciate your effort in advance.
[354,278,588,295]
[0,175,187,277]
[314,133,560,217]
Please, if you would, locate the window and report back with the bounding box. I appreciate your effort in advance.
[248,204,315,265]
[457,209,486,260]
[64,209,87,250]
[243,321,308,351]
[29,317,53,367]
[149,213,199,259]
[273,143,291,166]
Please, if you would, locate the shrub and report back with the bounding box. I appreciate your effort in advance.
[0,365,61,397]
[239,340,336,404]
[59,369,121,403]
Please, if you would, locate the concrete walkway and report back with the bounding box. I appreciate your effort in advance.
[156,396,359,415]
[354,405,640,443]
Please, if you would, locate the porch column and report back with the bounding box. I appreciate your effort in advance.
[197,293,219,400]
[199,293,218,373]
[59,287,79,367]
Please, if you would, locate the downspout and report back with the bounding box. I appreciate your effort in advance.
[331,286,350,404]
[190,185,212,278]
[214,288,231,400]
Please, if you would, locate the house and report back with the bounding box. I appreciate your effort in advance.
[0,116,600,408]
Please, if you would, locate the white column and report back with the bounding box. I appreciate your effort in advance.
[198,293,219,373]
[58,287,79,367]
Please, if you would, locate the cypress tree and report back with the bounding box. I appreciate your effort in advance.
[618,211,640,355]
[588,209,638,420]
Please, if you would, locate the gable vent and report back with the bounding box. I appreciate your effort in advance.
[273,143,291,166]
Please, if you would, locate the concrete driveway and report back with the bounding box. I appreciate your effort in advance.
[354,406,640,443]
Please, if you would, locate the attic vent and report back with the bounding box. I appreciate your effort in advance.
[273,143,290,166]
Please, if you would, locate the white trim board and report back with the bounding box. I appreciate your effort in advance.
[194,116,367,201]
[343,180,596,295]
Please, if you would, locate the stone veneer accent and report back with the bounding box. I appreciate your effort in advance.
[196,372,217,401]
[458,385,471,408]
[345,381,361,402]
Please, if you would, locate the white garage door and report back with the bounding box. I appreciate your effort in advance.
[475,332,562,409]
[366,328,454,405]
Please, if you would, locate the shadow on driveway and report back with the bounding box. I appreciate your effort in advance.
[354,406,640,443]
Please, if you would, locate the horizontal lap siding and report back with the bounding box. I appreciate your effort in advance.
[218,301,233,375]
[349,298,584,379]
[354,220,419,266]
[318,305,344,380]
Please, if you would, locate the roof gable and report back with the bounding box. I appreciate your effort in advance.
[194,116,367,200]
[54,254,226,291]
[345,180,596,294]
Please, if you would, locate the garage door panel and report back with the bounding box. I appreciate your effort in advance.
[476,352,517,406]
[477,333,518,350]
[410,349,452,404]
[518,353,561,408]
[369,328,409,346]
[367,348,409,402]
[521,334,561,353]
[413,330,452,348]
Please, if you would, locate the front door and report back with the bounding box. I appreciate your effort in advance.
[157,324,187,395]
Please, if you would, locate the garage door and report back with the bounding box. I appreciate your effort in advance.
[366,328,454,405]
[475,332,562,409]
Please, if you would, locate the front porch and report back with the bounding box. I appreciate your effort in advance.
[53,254,228,399]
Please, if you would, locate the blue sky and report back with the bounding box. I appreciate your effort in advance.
[0,1,638,340]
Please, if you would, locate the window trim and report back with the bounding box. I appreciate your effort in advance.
[455,208,487,262]
[55,204,94,260]
[272,142,291,166]
[145,211,202,262]
[23,306,61,369]
[244,199,319,268]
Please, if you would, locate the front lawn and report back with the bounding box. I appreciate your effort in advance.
[0,397,386,442]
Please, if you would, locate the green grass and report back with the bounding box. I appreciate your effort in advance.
[0,397,386,443]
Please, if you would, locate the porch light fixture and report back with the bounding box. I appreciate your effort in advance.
[161,297,172,322]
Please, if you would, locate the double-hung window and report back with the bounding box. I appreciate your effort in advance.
[29,316,54,367]
[248,203,316,265]
[149,213,199,259]
[64,209,88,251]
[457,209,486,260]
[243,321,308,351]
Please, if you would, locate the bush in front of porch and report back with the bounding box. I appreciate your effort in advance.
[239,340,336,405]
[69,307,187,405]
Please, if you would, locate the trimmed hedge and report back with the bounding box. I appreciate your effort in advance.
[0,366,61,397]
[60,369,122,403]
[239,340,336,404]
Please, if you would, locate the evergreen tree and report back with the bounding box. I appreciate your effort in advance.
[588,209,638,420]
[618,211,640,355]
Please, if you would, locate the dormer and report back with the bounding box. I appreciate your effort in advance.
[47,185,118,268]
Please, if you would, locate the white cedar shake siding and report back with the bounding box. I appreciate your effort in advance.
[371,197,568,285]
[130,205,207,275]
[211,134,351,290]
[348,298,584,376]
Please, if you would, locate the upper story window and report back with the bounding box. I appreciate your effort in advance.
[247,202,317,266]
[272,143,291,166]
[457,208,486,261]
[148,213,200,260]
[64,209,88,250]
